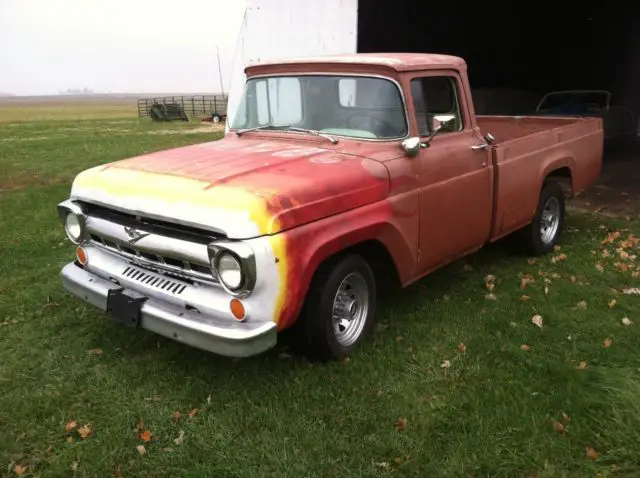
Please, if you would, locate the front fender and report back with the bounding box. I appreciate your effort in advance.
[271,199,416,330]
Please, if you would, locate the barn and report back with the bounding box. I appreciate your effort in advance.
[226,0,640,133]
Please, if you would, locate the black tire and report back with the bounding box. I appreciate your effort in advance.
[520,180,566,255]
[294,254,376,361]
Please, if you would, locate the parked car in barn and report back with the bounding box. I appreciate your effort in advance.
[57,53,604,361]
[535,90,636,143]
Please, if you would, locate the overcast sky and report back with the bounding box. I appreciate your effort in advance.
[0,0,247,95]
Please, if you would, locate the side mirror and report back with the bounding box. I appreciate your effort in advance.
[401,137,425,157]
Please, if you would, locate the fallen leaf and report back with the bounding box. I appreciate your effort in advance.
[78,424,92,439]
[577,361,588,370]
[485,274,495,283]
[633,271,640,278]
[601,231,621,245]
[136,445,147,456]
[71,461,79,471]
[608,299,617,308]
[586,447,600,460]
[65,420,78,432]
[544,286,549,296]
[567,334,572,341]
[595,263,604,272]
[188,408,198,418]
[570,275,577,282]
[603,338,613,348]
[520,274,535,289]
[520,344,531,351]
[171,411,181,423]
[527,258,537,265]
[163,447,174,453]
[173,430,185,445]
[139,430,152,442]
[621,317,633,326]
[375,462,390,471]
[551,253,568,263]
[552,421,565,433]
[576,301,588,310]
[531,315,543,329]
[623,287,640,295]
[135,418,144,432]
[87,348,103,355]
[486,282,495,292]
[520,295,531,302]
[394,417,407,432]
[562,412,571,422]
[67,436,75,444]
[485,293,497,301]
[14,465,27,476]
[554,245,562,252]
[440,360,451,369]
[457,343,466,353]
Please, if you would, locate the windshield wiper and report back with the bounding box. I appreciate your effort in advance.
[283,126,339,144]
[235,124,338,144]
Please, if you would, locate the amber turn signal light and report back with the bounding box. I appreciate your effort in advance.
[229,298,246,321]
[76,246,88,266]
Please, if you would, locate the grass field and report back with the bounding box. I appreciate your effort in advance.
[1,102,639,477]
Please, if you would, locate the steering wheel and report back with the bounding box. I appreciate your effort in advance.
[345,113,400,137]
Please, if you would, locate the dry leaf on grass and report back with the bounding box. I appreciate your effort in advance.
[603,338,613,348]
[601,231,621,245]
[595,263,604,272]
[13,465,27,476]
[544,286,549,296]
[440,360,451,369]
[623,287,640,295]
[78,424,92,439]
[375,462,390,471]
[520,344,531,351]
[394,417,407,432]
[552,421,565,433]
[486,282,495,292]
[173,430,185,445]
[485,293,497,301]
[531,315,543,329]
[65,420,77,432]
[576,301,588,310]
[457,343,466,353]
[139,430,152,442]
[188,408,198,418]
[87,348,103,355]
[135,418,144,432]
[608,299,617,308]
[577,361,588,370]
[136,445,147,456]
[171,411,181,423]
[520,295,531,302]
[71,462,79,472]
[621,317,633,326]
[562,412,571,422]
[586,447,600,460]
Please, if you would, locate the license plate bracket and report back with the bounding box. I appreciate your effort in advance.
[106,288,148,328]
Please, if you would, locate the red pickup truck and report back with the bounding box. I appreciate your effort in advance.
[57,53,603,360]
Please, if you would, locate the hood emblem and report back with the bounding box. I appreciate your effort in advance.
[124,226,150,245]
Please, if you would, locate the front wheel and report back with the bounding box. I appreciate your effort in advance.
[295,254,376,361]
[521,180,566,255]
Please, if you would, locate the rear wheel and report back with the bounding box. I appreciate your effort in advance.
[521,180,566,255]
[294,254,376,361]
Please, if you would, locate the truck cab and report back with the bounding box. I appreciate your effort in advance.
[57,54,603,360]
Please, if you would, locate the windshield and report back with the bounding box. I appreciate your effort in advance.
[231,75,408,140]
[538,91,610,113]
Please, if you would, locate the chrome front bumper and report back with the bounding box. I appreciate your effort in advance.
[61,262,277,357]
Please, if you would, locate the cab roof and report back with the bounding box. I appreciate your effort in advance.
[245,53,466,73]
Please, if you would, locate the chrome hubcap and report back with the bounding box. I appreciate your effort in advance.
[332,272,369,347]
[540,197,560,244]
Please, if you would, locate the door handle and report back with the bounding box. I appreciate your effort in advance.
[471,143,489,151]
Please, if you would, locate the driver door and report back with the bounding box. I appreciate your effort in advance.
[410,73,493,274]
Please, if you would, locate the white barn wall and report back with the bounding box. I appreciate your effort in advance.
[225,0,359,130]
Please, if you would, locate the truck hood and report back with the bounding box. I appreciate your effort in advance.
[70,137,390,239]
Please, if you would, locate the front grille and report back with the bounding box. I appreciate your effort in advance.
[89,233,217,285]
[122,265,187,295]
[79,201,223,244]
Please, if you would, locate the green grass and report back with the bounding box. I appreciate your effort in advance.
[1,111,640,477]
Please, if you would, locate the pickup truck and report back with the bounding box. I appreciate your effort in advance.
[57,53,603,361]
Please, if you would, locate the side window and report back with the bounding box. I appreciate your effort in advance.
[410,76,463,136]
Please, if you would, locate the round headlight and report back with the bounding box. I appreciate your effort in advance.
[64,212,83,243]
[216,252,243,290]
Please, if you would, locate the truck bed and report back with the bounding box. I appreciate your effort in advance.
[475,115,603,240]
